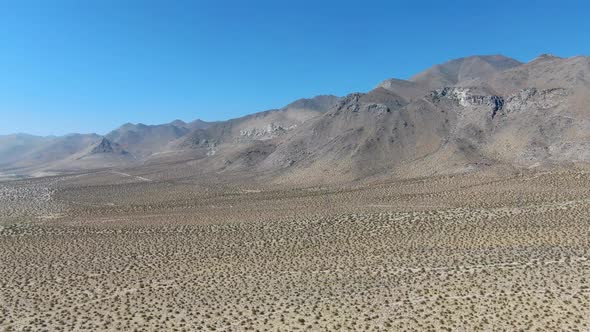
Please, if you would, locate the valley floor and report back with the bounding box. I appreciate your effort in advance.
[1,170,589,331]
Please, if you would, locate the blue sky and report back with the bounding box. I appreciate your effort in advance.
[1,0,589,136]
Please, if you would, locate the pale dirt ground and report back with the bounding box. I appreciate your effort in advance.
[1,169,589,331]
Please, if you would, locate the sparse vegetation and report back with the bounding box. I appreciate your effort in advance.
[1,169,590,330]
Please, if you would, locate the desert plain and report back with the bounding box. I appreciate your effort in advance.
[1,168,589,331]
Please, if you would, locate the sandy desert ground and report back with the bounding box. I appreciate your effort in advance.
[1,169,589,331]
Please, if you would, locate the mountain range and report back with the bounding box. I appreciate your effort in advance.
[2,54,589,183]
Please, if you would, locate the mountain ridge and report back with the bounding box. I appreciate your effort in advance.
[2,54,589,183]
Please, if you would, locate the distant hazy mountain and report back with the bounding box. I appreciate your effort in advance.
[2,54,589,182]
[0,133,102,169]
[0,134,49,166]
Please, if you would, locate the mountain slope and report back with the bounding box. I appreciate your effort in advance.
[252,55,590,182]
[106,121,196,158]
[178,94,340,148]
[410,55,522,90]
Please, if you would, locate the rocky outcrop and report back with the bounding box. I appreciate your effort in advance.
[239,123,293,140]
[329,93,391,116]
[89,138,130,156]
[90,138,115,154]
[503,88,569,114]
[429,88,504,118]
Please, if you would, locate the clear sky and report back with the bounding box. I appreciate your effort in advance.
[1,0,589,136]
